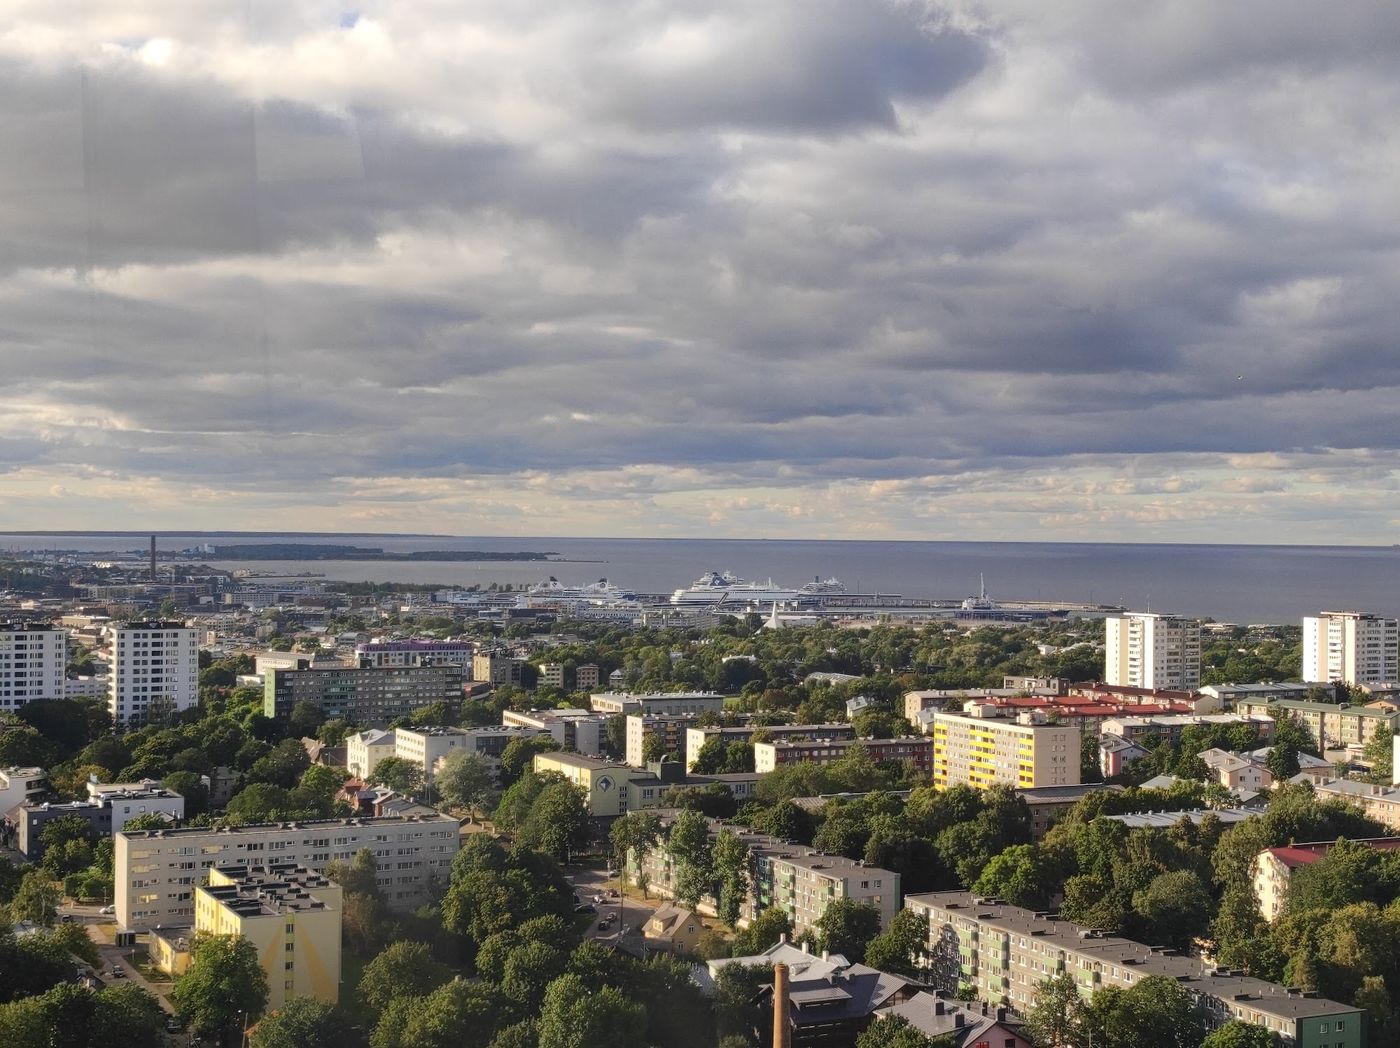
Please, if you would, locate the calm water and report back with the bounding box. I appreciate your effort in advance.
[4,533,1399,625]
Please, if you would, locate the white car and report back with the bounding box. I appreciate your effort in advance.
[98,905,115,915]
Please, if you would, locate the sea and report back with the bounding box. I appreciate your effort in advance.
[3,533,1400,626]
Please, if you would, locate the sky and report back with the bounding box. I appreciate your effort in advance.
[1,1,1399,543]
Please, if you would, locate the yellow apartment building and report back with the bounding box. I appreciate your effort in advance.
[931,704,1079,791]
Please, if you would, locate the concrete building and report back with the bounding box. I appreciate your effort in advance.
[11,780,184,859]
[753,737,933,777]
[685,723,857,771]
[0,766,46,814]
[502,708,608,756]
[472,649,525,685]
[1017,784,1122,840]
[356,639,474,668]
[625,713,698,767]
[1235,698,1400,750]
[538,662,565,689]
[194,863,341,1009]
[0,621,66,710]
[115,811,459,930]
[1302,611,1399,687]
[590,691,727,716]
[1104,613,1201,690]
[1253,838,1400,922]
[931,705,1080,791]
[264,664,463,725]
[1312,778,1400,831]
[394,724,554,780]
[1099,713,1276,747]
[108,621,200,726]
[1200,682,1316,706]
[346,729,398,780]
[907,892,1361,1048]
[1199,748,1275,793]
[531,751,763,817]
[634,814,900,937]
[575,663,601,691]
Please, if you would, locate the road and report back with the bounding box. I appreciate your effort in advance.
[565,865,661,945]
[58,902,177,1015]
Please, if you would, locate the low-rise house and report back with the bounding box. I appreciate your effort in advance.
[874,991,1033,1048]
[642,904,704,954]
[1199,749,1274,793]
[756,946,918,1048]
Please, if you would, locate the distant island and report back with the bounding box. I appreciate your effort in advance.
[187,543,557,562]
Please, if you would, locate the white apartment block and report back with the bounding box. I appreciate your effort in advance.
[346,729,398,780]
[394,724,554,779]
[356,640,474,669]
[115,812,460,930]
[1302,611,1399,687]
[502,708,608,756]
[1104,613,1201,690]
[589,691,726,716]
[0,622,66,710]
[0,766,47,813]
[108,621,200,727]
[932,705,1080,791]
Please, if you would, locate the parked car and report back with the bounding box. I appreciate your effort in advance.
[110,966,126,979]
[573,903,596,914]
[98,905,115,915]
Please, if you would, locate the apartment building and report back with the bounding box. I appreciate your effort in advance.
[263,664,463,724]
[1312,778,1400,831]
[1104,613,1202,690]
[531,751,763,817]
[575,664,601,691]
[108,621,199,726]
[684,723,857,771]
[502,708,608,756]
[192,863,341,1009]
[931,705,1080,791]
[1302,611,1399,687]
[590,691,727,717]
[115,812,459,930]
[356,639,474,668]
[1100,713,1276,748]
[346,729,398,780]
[538,663,565,689]
[394,724,554,779]
[635,815,900,937]
[0,766,46,813]
[625,713,699,767]
[12,780,184,858]
[1254,839,1400,922]
[0,622,66,710]
[1235,699,1400,750]
[906,891,1361,1048]
[472,649,525,685]
[753,737,933,777]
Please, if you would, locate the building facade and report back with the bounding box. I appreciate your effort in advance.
[625,713,699,767]
[575,664,601,691]
[108,621,200,726]
[931,707,1080,791]
[195,863,342,1009]
[11,780,184,858]
[0,622,66,710]
[752,737,933,777]
[346,729,398,780]
[590,691,727,716]
[1302,612,1399,687]
[1253,839,1400,921]
[115,812,459,930]
[906,891,1361,1048]
[1235,699,1399,750]
[1104,613,1201,690]
[356,639,474,668]
[394,724,554,779]
[472,649,525,685]
[502,708,608,756]
[264,664,463,724]
[685,723,857,771]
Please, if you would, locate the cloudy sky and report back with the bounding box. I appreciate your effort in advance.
[1,1,1398,542]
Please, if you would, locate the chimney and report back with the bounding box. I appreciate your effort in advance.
[773,963,792,1048]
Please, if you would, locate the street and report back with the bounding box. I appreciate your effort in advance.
[564,865,661,945]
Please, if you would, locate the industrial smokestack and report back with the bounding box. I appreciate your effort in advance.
[773,963,791,1048]
[149,536,157,582]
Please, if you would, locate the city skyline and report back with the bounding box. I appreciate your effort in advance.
[2,3,1399,542]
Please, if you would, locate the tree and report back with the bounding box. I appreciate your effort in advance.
[287,700,326,740]
[250,996,355,1048]
[500,735,560,785]
[537,973,646,1048]
[1363,725,1394,784]
[368,756,425,795]
[864,909,927,978]
[97,984,169,1048]
[809,898,882,963]
[358,940,452,1014]
[519,780,590,862]
[731,907,791,956]
[171,933,270,1046]
[855,1015,953,1048]
[1132,870,1213,950]
[1265,742,1300,782]
[712,828,753,926]
[970,844,1055,910]
[10,870,59,926]
[1079,974,1205,1048]
[610,811,663,886]
[225,783,294,823]
[436,750,497,814]
[1199,1021,1279,1048]
[1024,971,1083,1048]
[642,732,671,763]
[372,979,501,1048]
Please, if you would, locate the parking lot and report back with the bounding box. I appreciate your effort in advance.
[564,866,661,942]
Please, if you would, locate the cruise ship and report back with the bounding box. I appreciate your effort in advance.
[669,571,847,607]
[527,576,638,602]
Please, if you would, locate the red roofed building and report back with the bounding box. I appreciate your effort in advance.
[1069,681,1220,714]
[1252,838,1400,921]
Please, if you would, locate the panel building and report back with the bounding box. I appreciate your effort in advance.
[590,691,727,717]
[115,812,459,930]
[625,713,699,767]
[1104,613,1201,690]
[108,621,200,726]
[502,708,608,756]
[752,737,933,777]
[264,664,463,724]
[684,723,857,771]
[356,639,475,669]
[1235,698,1400,750]
[0,622,66,710]
[931,705,1080,791]
[1302,611,1399,687]
[393,724,554,780]
[906,891,1361,1048]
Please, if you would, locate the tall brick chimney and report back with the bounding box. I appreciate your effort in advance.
[772,963,791,1048]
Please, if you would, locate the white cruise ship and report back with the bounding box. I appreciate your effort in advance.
[669,571,846,607]
[527,576,638,603]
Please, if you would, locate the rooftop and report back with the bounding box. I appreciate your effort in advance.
[1264,838,1400,869]
[119,811,455,839]
[202,862,338,917]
